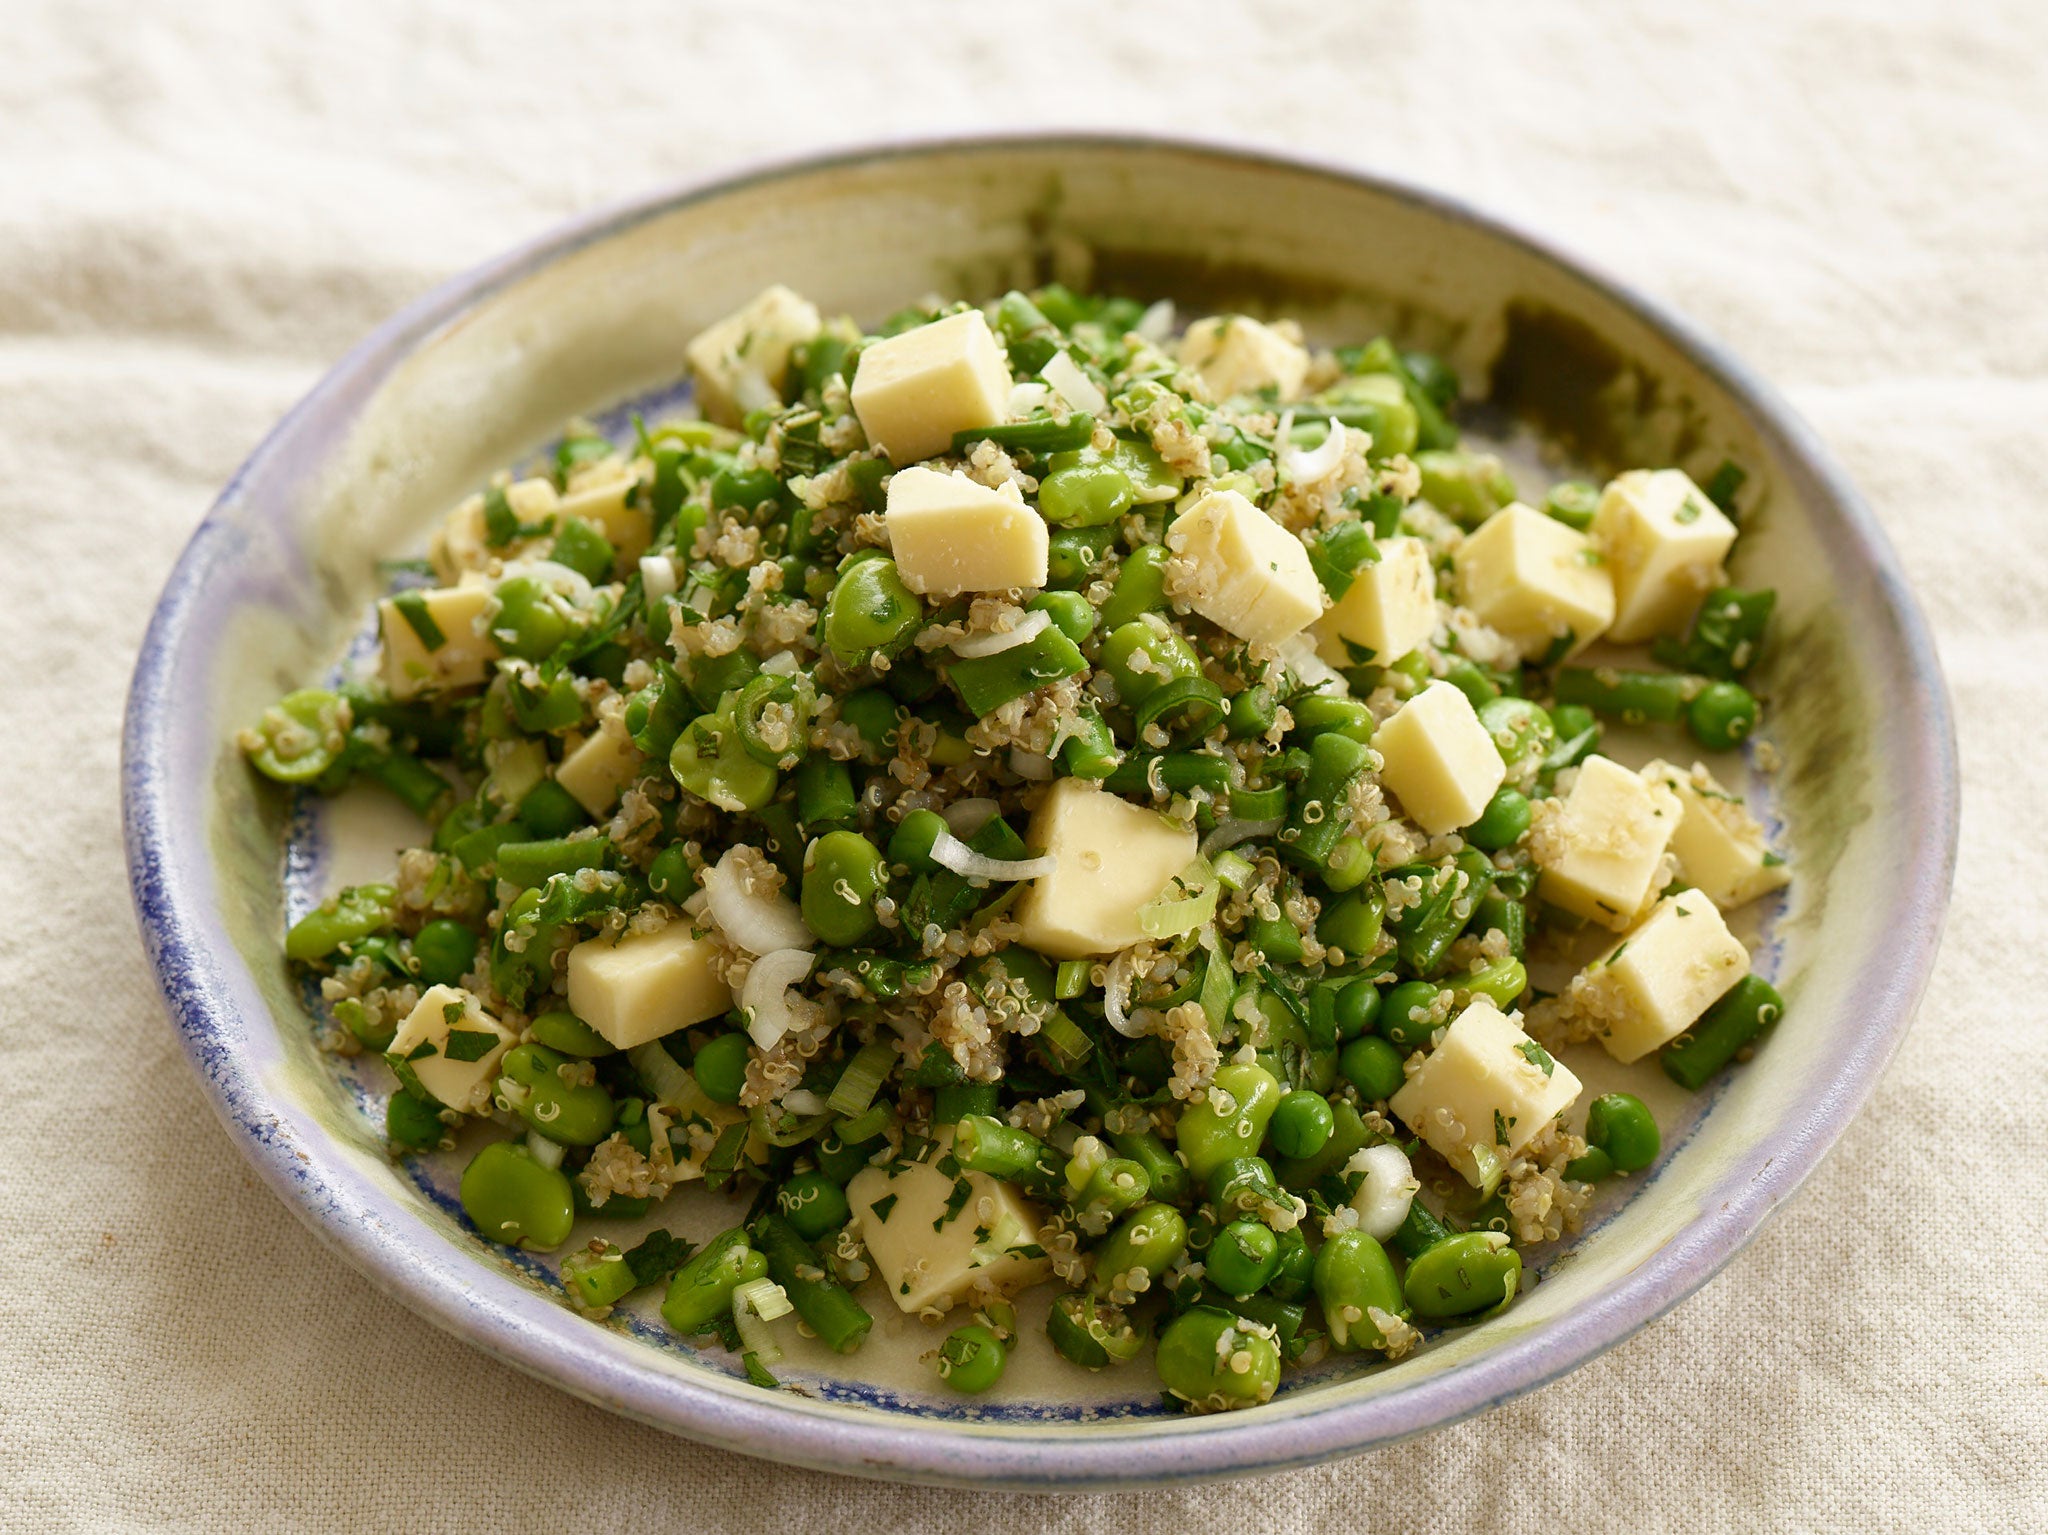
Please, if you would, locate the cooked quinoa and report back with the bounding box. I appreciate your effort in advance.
[242,282,1789,1409]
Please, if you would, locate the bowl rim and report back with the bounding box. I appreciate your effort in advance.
[122,129,1959,1490]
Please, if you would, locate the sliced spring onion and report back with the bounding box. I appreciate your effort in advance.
[1212,849,1258,891]
[950,609,1050,660]
[1104,948,1141,1038]
[826,1041,896,1117]
[1275,633,1349,697]
[626,1043,721,1121]
[1135,299,1176,344]
[834,1101,893,1146]
[735,1276,794,1322]
[1007,381,1053,418]
[733,1278,789,1364]
[638,554,679,603]
[1133,676,1226,743]
[783,1088,830,1117]
[1040,1007,1094,1069]
[1200,815,1284,860]
[1137,858,1219,940]
[705,848,812,955]
[1281,417,1350,483]
[742,947,819,1049]
[929,828,1057,883]
[1041,350,1108,417]
[939,798,999,838]
[525,1129,566,1170]
[1008,747,1054,780]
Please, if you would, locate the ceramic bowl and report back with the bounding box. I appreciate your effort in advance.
[122,134,1957,1490]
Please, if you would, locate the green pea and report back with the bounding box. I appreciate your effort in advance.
[385,1089,444,1152]
[1476,697,1557,771]
[516,779,589,840]
[1339,1035,1406,1102]
[497,1042,616,1147]
[490,576,573,661]
[245,688,349,784]
[936,1323,1008,1394]
[1565,1145,1616,1182]
[1269,1091,1335,1160]
[711,463,779,512]
[1155,1308,1281,1411]
[1379,980,1443,1050]
[1466,787,1531,850]
[1045,524,1117,589]
[1313,1229,1408,1349]
[838,687,902,757]
[887,808,949,872]
[529,1009,614,1058]
[410,919,478,988]
[285,883,397,964]
[1038,461,1136,527]
[1687,680,1759,751]
[1172,1060,1284,1180]
[1099,614,1203,711]
[1206,1155,1281,1219]
[459,1141,575,1251]
[776,1170,852,1241]
[693,1032,751,1105]
[1028,589,1097,644]
[1586,1092,1660,1172]
[1207,1219,1281,1297]
[1226,684,1277,740]
[1334,978,1382,1039]
[801,830,887,947]
[648,844,698,901]
[1088,1202,1189,1300]
[1403,1231,1522,1318]
[823,558,921,665]
[661,1228,769,1334]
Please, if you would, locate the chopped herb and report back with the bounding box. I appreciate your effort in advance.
[443,1029,497,1063]
[867,1193,899,1224]
[624,1229,696,1288]
[390,590,445,651]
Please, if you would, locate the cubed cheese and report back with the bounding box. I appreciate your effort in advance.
[1013,779,1199,959]
[684,284,822,426]
[1374,680,1507,836]
[565,922,734,1051]
[556,723,646,817]
[386,985,517,1114]
[883,467,1048,595]
[378,584,501,700]
[431,477,560,581]
[1176,315,1309,401]
[850,309,1012,465]
[1314,534,1438,665]
[1454,503,1615,660]
[1166,488,1324,646]
[1591,469,1737,642]
[555,473,652,565]
[1640,759,1790,910]
[848,1148,1050,1314]
[1533,754,1682,929]
[1572,888,1751,1063]
[1389,998,1582,1188]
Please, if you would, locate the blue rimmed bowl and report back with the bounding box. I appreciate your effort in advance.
[122,133,1956,1490]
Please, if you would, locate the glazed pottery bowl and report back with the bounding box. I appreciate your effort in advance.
[123,134,1956,1489]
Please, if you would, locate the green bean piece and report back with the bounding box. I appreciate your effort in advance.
[1057,707,1123,780]
[995,290,1061,373]
[776,1170,852,1241]
[799,831,884,948]
[354,741,455,819]
[751,1212,873,1354]
[936,1324,1008,1394]
[1466,787,1531,851]
[1403,1231,1522,1319]
[951,411,1096,457]
[1028,589,1097,644]
[1687,681,1759,751]
[1553,666,1695,726]
[1099,614,1203,712]
[1316,888,1385,958]
[1654,587,1775,679]
[285,883,397,964]
[1038,460,1136,527]
[1471,889,1527,957]
[1074,1156,1152,1226]
[709,462,778,512]
[497,1042,616,1147]
[1282,731,1373,869]
[661,1228,769,1335]
[1226,684,1278,740]
[459,1141,576,1252]
[1313,1230,1408,1349]
[515,779,588,841]
[1089,1203,1189,1300]
[1155,1308,1281,1411]
[954,1114,1062,1192]
[1541,702,1603,781]
[1443,956,1528,1010]
[1103,751,1235,797]
[494,835,608,891]
[1172,1060,1284,1180]
[529,1009,613,1058]
[948,623,1088,717]
[1289,693,1377,745]
[1415,449,1516,528]
[1108,1129,1189,1205]
[385,1088,444,1152]
[1388,1198,1455,1261]
[1099,544,1172,631]
[933,1081,1000,1125]
[1541,480,1600,531]
[823,558,921,665]
[1662,974,1785,1090]
[245,688,350,784]
[561,1241,638,1312]
[1314,371,1420,457]
[1270,1091,1336,1160]
[1046,1292,1145,1369]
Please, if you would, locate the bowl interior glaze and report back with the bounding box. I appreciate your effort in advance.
[123,135,1955,1490]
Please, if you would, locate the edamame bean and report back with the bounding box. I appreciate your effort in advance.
[935,1324,1008,1393]
[1155,1308,1281,1411]
[1476,696,1557,773]
[691,1032,751,1105]
[1100,614,1202,710]
[529,1009,613,1058]
[1207,1219,1281,1297]
[1269,1092,1335,1160]
[776,1170,852,1240]
[497,1043,616,1146]
[647,844,697,901]
[1028,589,1097,644]
[1403,1231,1522,1318]
[1172,1060,1284,1180]
[1038,461,1136,527]
[285,884,397,964]
[823,558,921,664]
[245,688,349,784]
[1585,1092,1660,1172]
[459,1141,575,1251]
[410,918,478,988]
[801,831,887,947]
[490,576,573,661]
[661,1228,768,1335]
[1088,1202,1188,1301]
[1313,1229,1408,1349]
[386,1089,444,1152]
[1099,544,1171,631]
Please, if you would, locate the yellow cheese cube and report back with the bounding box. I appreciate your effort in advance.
[556,724,646,817]
[1176,315,1309,401]
[1640,759,1790,910]
[1374,680,1507,836]
[1315,534,1438,666]
[883,467,1048,595]
[684,284,822,426]
[1573,888,1752,1063]
[387,985,517,1114]
[848,1151,1050,1314]
[1454,503,1615,660]
[1388,998,1582,1188]
[1591,470,1738,642]
[1013,779,1199,959]
[565,921,734,1051]
[1533,754,1682,929]
[1166,488,1325,646]
[850,309,1012,465]
[555,473,651,565]
[377,585,501,701]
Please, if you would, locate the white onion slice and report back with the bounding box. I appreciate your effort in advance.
[497,558,596,608]
[1281,417,1350,484]
[1008,747,1054,781]
[1041,351,1107,417]
[525,1130,565,1170]
[950,609,1050,660]
[939,798,999,838]
[1104,948,1143,1038]
[1346,1144,1419,1240]
[1007,381,1052,419]
[1135,299,1176,344]
[742,947,818,1049]
[638,554,678,603]
[1200,816,1285,859]
[782,1087,830,1117]
[760,648,799,676]
[929,828,1056,883]
[1276,633,1349,697]
[1136,858,1219,940]
[704,848,812,955]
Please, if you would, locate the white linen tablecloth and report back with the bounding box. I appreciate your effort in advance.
[2,2,2042,1528]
